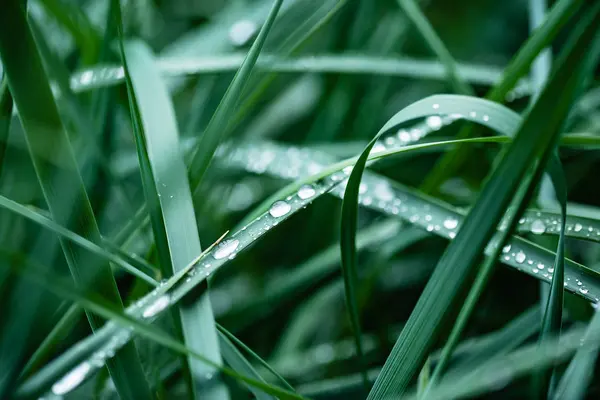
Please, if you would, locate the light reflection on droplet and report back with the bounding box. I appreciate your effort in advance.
[52,362,92,395]
[214,240,240,260]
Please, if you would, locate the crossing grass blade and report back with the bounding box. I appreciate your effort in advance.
[420,0,585,193]
[338,4,600,397]
[396,0,474,96]
[0,1,152,398]
[187,0,284,194]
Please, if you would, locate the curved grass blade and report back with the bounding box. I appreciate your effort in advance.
[187,0,284,194]
[347,12,600,395]
[0,1,152,398]
[0,194,157,284]
[420,0,585,193]
[119,35,226,399]
[69,54,516,93]
[396,0,474,95]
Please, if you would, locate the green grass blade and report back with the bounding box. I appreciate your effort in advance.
[349,8,599,396]
[396,0,474,95]
[187,0,284,194]
[0,194,157,284]
[552,308,600,400]
[420,0,585,193]
[70,55,518,92]
[118,31,226,398]
[0,76,12,176]
[0,1,152,398]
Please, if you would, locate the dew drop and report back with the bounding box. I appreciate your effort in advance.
[537,263,545,270]
[530,220,546,234]
[214,239,240,260]
[574,223,583,232]
[580,288,589,294]
[143,295,170,318]
[425,116,443,130]
[515,251,526,264]
[52,362,92,395]
[359,183,368,194]
[297,184,316,200]
[229,20,257,46]
[426,225,434,232]
[483,115,490,122]
[269,201,291,218]
[502,244,511,254]
[397,130,411,142]
[443,218,459,230]
[449,232,456,239]
[370,143,386,155]
[432,103,440,109]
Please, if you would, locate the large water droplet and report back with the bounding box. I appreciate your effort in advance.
[229,20,257,46]
[297,185,316,200]
[502,244,511,253]
[443,218,458,230]
[531,220,546,234]
[142,294,170,318]
[574,223,583,232]
[425,115,443,130]
[515,251,526,264]
[269,201,291,218]
[214,239,240,260]
[52,362,92,395]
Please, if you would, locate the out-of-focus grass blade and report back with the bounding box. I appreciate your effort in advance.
[0,1,152,398]
[187,0,284,194]
[119,30,227,397]
[358,7,600,396]
[420,0,585,193]
[0,76,12,176]
[0,194,157,283]
[396,0,474,95]
[69,55,519,92]
[1,252,306,400]
[552,307,600,400]
[403,324,592,400]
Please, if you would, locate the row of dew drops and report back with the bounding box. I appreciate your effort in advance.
[221,110,599,303]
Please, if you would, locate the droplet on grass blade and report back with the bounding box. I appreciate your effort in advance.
[213,239,240,260]
[531,219,546,234]
[52,362,92,395]
[269,200,291,217]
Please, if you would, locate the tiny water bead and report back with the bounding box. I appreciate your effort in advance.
[425,115,443,130]
[213,239,240,260]
[370,143,386,155]
[269,200,291,218]
[502,244,511,253]
[574,223,583,232]
[443,218,459,230]
[297,184,316,200]
[52,362,92,395]
[530,219,546,234]
[142,295,170,318]
[515,251,526,264]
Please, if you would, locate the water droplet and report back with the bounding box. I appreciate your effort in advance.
[530,220,546,234]
[52,362,92,395]
[426,225,434,232]
[515,251,526,264]
[443,218,458,230]
[143,295,170,318]
[483,115,490,122]
[359,183,368,194]
[502,244,511,253]
[269,201,291,218]
[397,130,411,142]
[343,166,354,174]
[297,184,316,200]
[229,20,257,46]
[580,288,589,294]
[214,239,240,260]
[537,263,545,270]
[426,116,443,130]
[469,111,477,118]
[574,223,583,232]
[449,232,456,239]
[432,103,440,109]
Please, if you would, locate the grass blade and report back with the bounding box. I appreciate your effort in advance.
[118,29,226,398]
[187,0,284,194]
[0,76,12,176]
[396,0,474,95]
[0,1,152,398]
